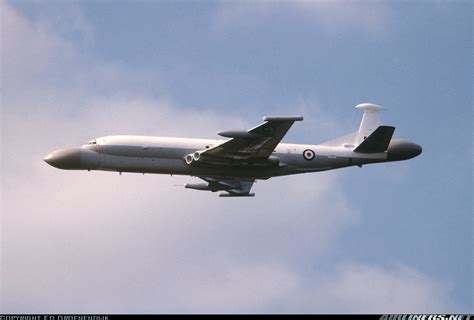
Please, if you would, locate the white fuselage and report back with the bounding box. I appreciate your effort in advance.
[44,105,422,197]
[79,135,385,180]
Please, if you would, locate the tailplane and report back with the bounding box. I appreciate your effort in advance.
[353,125,395,153]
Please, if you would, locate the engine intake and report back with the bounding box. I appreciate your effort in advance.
[185,154,194,165]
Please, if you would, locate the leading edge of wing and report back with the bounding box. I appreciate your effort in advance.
[262,116,303,122]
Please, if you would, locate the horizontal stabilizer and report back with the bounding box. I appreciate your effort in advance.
[353,126,395,153]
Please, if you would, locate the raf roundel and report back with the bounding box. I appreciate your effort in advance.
[303,149,315,161]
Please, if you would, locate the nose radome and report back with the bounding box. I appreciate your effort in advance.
[44,148,82,169]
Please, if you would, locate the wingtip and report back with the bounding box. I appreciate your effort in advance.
[263,116,304,122]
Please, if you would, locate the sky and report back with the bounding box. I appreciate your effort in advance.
[1,0,472,314]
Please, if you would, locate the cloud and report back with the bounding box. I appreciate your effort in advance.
[212,1,392,38]
[1,0,75,95]
[302,264,457,313]
[0,1,462,313]
[2,96,355,312]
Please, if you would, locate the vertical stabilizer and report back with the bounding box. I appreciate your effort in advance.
[355,103,385,145]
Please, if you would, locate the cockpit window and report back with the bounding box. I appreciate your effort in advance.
[88,139,97,145]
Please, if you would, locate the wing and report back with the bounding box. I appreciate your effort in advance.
[199,116,303,162]
[185,177,255,197]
